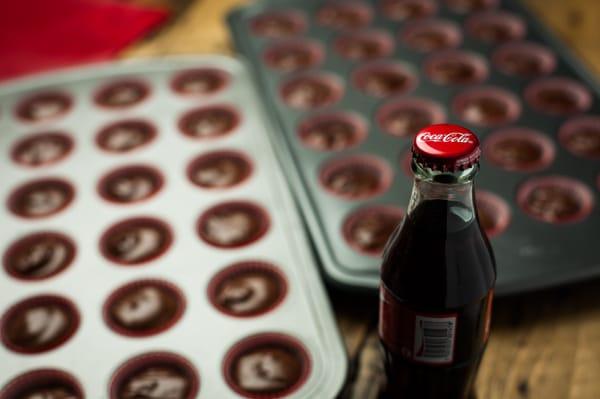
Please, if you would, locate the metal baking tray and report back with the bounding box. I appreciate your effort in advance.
[228,0,600,294]
[0,56,346,398]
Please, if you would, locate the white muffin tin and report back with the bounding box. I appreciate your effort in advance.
[0,56,347,398]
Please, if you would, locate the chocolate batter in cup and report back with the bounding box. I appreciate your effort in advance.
[100,217,173,266]
[376,97,446,137]
[559,115,600,159]
[263,39,324,72]
[104,279,185,337]
[96,119,157,154]
[297,111,367,151]
[492,41,556,78]
[524,77,592,116]
[334,30,394,61]
[316,1,373,30]
[4,232,75,281]
[445,0,499,13]
[517,176,595,224]
[453,86,521,127]
[483,127,555,172]
[11,132,73,167]
[0,369,83,399]
[353,61,417,97]
[280,73,343,110]
[187,151,253,189]
[178,105,240,139]
[466,11,527,44]
[342,205,404,256]
[250,10,307,38]
[319,155,393,200]
[379,0,437,21]
[15,91,72,123]
[7,178,75,219]
[171,68,230,96]
[402,19,462,52]
[94,80,150,109]
[98,165,164,204]
[208,261,287,317]
[197,201,270,248]
[1,295,80,354]
[223,333,311,398]
[110,352,199,399]
[424,50,488,86]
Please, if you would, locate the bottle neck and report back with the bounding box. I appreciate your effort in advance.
[407,159,477,216]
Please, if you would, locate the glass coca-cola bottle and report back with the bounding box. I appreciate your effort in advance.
[379,123,496,399]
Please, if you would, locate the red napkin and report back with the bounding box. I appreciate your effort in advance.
[0,0,169,82]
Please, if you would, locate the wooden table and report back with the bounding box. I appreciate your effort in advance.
[125,1,600,398]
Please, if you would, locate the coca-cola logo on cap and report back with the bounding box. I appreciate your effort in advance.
[419,131,475,144]
[413,124,480,169]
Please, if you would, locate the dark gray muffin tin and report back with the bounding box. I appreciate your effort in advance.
[228,0,600,294]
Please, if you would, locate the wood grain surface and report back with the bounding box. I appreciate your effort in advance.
[124,1,600,398]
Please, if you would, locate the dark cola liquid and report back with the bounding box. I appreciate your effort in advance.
[380,198,496,399]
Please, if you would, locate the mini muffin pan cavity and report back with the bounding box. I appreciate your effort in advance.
[0,57,346,398]
[229,0,600,293]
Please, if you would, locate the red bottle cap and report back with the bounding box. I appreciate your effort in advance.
[412,123,481,172]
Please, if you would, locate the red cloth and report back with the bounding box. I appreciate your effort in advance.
[0,0,169,81]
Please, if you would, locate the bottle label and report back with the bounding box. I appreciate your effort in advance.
[414,314,457,364]
[379,286,457,365]
[379,284,494,366]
